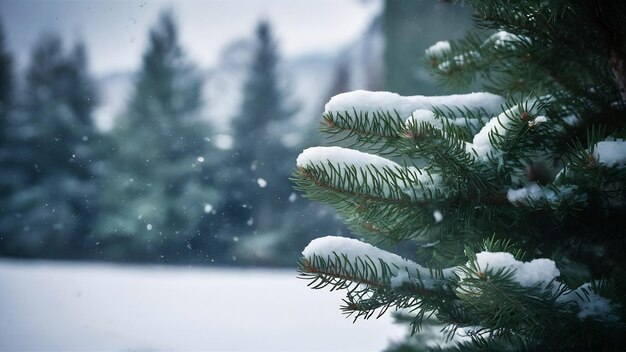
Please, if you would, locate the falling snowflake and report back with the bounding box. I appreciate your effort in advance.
[288,192,297,202]
[433,210,443,223]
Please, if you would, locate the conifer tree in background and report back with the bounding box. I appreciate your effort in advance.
[0,17,14,250]
[1,33,100,257]
[98,11,219,261]
[0,17,11,129]
[224,21,298,263]
[295,0,626,350]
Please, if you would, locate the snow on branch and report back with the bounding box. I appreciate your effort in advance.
[425,41,451,57]
[297,146,400,171]
[465,105,518,160]
[472,251,560,287]
[427,30,530,73]
[324,90,504,121]
[592,140,626,167]
[470,252,621,322]
[296,146,443,200]
[484,31,530,50]
[405,109,442,129]
[506,183,582,206]
[322,91,551,164]
[302,236,455,290]
[559,283,621,322]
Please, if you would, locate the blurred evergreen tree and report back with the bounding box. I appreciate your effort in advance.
[0,17,14,250]
[0,33,100,257]
[222,21,298,264]
[98,11,219,262]
[0,17,11,124]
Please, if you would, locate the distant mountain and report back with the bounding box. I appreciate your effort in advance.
[93,46,337,138]
[93,1,474,141]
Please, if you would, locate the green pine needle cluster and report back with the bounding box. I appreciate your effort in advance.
[294,0,626,350]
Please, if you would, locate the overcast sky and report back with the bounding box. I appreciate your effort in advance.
[0,0,380,75]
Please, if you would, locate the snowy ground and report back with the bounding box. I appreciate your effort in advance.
[0,260,406,352]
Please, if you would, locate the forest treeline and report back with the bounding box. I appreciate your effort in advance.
[0,2,472,266]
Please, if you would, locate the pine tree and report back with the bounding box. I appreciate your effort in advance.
[223,20,297,263]
[294,1,626,350]
[0,16,11,127]
[98,11,219,262]
[0,17,14,248]
[1,33,100,257]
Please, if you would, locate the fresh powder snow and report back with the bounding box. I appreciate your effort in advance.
[528,115,548,127]
[473,251,560,287]
[506,183,579,205]
[466,105,518,159]
[593,140,626,166]
[486,30,529,49]
[425,41,451,56]
[321,90,520,164]
[296,146,443,200]
[405,109,442,129]
[297,146,401,171]
[438,51,480,71]
[303,236,455,289]
[0,260,405,352]
[560,283,621,322]
[324,90,505,120]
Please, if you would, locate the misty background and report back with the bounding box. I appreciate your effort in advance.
[0,0,473,267]
[0,1,473,349]
[0,0,469,266]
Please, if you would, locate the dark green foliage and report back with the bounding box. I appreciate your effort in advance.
[0,32,101,257]
[427,0,626,138]
[0,16,11,120]
[382,0,473,94]
[295,1,626,350]
[0,17,13,221]
[97,11,219,262]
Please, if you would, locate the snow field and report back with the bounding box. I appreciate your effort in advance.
[0,260,405,352]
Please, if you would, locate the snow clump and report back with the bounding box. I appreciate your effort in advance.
[297,146,443,200]
[507,183,579,205]
[425,41,451,57]
[593,139,626,166]
[559,283,621,322]
[324,90,504,121]
[303,236,456,289]
[473,251,560,287]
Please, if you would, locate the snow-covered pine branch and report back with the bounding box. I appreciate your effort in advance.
[296,146,443,202]
[325,90,505,119]
[301,236,456,290]
[592,139,626,167]
[299,236,621,336]
[296,0,626,349]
